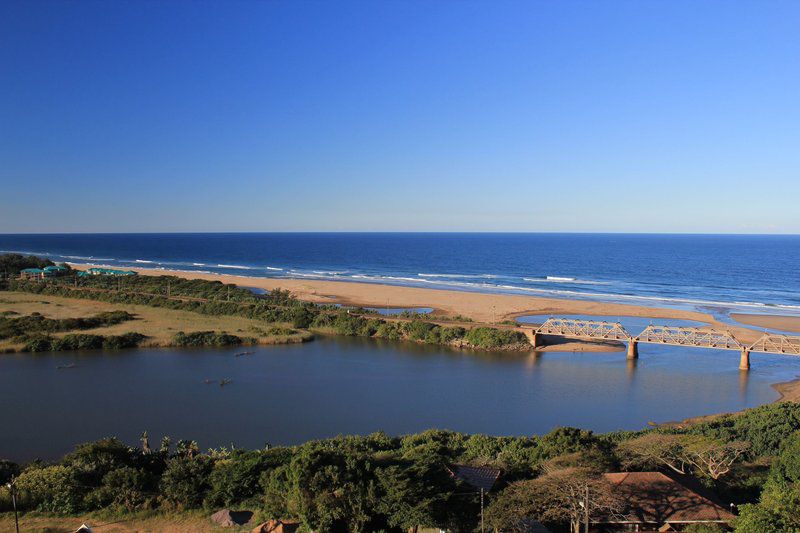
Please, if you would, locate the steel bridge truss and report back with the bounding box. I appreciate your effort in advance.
[636,325,742,350]
[536,318,632,341]
[535,318,800,357]
[749,334,800,355]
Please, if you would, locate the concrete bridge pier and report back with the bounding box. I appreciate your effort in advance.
[739,349,751,371]
[531,332,542,349]
[627,339,639,360]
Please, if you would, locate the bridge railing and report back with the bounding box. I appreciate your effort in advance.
[636,325,742,350]
[533,317,800,357]
[748,334,800,355]
[537,318,632,341]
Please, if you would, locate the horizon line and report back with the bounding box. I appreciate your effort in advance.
[1,231,798,237]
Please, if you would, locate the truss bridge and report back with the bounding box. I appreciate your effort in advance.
[529,317,800,370]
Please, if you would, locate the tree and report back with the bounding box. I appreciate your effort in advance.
[485,463,622,533]
[766,432,800,486]
[91,466,151,511]
[734,432,800,532]
[374,458,455,531]
[680,436,749,480]
[159,456,211,509]
[618,433,689,474]
[735,483,800,532]
[280,446,377,532]
[535,427,602,464]
[619,433,748,480]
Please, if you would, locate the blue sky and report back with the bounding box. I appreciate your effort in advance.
[1,1,798,233]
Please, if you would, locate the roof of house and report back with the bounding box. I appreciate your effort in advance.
[86,267,137,275]
[600,472,735,524]
[44,265,67,271]
[20,268,43,273]
[449,464,502,492]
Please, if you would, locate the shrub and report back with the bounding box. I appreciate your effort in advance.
[463,327,528,349]
[15,464,84,514]
[160,456,212,509]
[172,331,245,347]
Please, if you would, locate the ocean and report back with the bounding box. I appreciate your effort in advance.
[1,232,799,316]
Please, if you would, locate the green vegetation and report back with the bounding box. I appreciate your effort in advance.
[172,331,254,347]
[0,310,136,341]
[0,309,144,351]
[2,402,798,531]
[4,259,532,352]
[0,254,57,278]
[23,332,146,352]
[314,313,528,350]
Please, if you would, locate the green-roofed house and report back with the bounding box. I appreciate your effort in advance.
[82,267,137,277]
[43,265,69,277]
[19,268,45,280]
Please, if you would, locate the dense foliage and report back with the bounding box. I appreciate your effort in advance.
[23,332,146,352]
[0,253,56,278]
[7,272,530,351]
[2,402,799,531]
[172,330,253,347]
[0,310,135,341]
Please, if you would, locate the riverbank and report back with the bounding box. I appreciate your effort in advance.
[72,264,790,345]
[0,291,312,352]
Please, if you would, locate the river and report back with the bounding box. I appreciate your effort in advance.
[2,334,798,461]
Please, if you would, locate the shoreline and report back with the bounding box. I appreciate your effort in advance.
[72,263,790,344]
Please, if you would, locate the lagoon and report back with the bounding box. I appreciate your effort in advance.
[2,336,798,462]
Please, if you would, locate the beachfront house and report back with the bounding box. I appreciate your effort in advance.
[43,265,69,277]
[594,472,735,531]
[19,267,44,280]
[20,265,69,280]
[79,267,138,277]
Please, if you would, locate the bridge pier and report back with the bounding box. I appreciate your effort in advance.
[627,340,639,360]
[739,349,750,371]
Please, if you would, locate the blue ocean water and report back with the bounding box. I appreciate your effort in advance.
[1,233,799,315]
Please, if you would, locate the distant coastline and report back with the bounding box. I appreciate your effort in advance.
[3,233,800,317]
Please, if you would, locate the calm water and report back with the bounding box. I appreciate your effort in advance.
[2,336,798,462]
[1,233,800,315]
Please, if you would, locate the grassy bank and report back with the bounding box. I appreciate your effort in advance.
[0,292,312,352]
[2,260,533,353]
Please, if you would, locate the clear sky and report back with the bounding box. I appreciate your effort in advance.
[1,1,799,233]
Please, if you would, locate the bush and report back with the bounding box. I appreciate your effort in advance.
[206,449,291,508]
[160,456,212,509]
[15,464,84,514]
[172,331,246,347]
[463,327,528,349]
[23,332,146,352]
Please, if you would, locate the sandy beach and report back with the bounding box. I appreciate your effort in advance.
[72,264,793,345]
[732,313,800,333]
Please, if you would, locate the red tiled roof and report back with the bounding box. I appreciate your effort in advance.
[600,472,735,524]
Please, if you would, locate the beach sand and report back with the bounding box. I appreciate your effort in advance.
[731,313,800,333]
[72,264,790,345]
[774,378,800,402]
